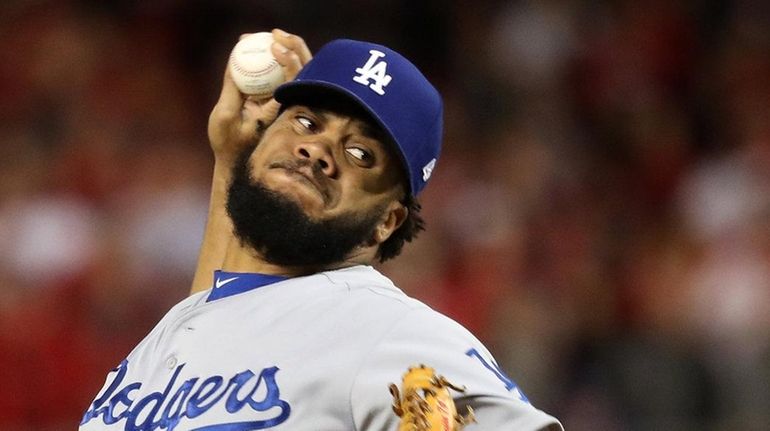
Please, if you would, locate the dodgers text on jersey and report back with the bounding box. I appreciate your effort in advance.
[81,360,291,431]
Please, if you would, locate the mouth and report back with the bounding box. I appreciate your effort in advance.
[269,162,329,203]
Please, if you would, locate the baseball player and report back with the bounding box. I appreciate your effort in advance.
[80,29,563,431]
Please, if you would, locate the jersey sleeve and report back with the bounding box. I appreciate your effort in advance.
[349,307,563,431]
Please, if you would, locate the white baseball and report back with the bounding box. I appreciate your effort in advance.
[228,32,284,98]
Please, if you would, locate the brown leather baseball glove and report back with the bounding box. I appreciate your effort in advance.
[389,365,476,431]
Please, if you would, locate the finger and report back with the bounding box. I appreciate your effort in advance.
[272,28,312,65]
[271,42,305,81]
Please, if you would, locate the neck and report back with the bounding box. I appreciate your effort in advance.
[220,237,374,277]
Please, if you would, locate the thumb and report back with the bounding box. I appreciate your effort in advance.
[214,66,247,123]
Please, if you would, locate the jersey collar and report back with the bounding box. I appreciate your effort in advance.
[206,270,288,302]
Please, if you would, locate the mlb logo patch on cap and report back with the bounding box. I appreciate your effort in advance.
[275,39,443,196]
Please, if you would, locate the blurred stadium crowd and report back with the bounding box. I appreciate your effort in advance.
[1,1,769,429]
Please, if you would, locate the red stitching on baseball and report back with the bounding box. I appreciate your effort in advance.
[230,54,280,78]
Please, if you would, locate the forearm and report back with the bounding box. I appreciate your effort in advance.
[190,160,235,294]
[189,29,311,295]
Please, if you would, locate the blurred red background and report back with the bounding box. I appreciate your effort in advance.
[1,1,769,430]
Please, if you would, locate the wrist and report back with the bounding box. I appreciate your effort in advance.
[213,151,238,166]
[212,158,235,186]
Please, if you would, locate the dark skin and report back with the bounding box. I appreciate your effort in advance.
[191,30,407,291]
[221,104,408,277]
[250,105,406,219]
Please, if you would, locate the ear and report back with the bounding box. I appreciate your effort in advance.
[373,200,408,244]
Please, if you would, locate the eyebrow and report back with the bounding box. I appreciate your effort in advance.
[359,121,389,143]
[304,105,388,143]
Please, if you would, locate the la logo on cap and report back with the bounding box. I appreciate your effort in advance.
[353,50,392,95]
[422,158,436,181]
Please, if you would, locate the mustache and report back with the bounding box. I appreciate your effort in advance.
[268,159,331,202]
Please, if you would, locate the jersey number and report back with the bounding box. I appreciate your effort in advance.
[466,348,529,403]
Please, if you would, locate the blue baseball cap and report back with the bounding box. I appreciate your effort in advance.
[274,39,443,196]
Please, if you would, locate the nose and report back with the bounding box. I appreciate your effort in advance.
[293,139,337,178]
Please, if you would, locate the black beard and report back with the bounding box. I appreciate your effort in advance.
[226,145,384,267]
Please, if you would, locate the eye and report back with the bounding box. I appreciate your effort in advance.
[296,115,317,131]
[345,146,374,165]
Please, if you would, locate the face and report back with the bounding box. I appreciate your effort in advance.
[251,104,406,219]
[226,103,407,267]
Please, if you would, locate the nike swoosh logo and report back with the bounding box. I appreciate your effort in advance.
[215,276,239,289]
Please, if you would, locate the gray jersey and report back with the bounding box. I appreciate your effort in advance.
[80,265,562,430]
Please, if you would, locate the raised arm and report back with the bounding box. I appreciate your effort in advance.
[190,29,312,295]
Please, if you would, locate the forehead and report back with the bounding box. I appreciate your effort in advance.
[280,92,400,155]
[284,103,385,141]
[285,89,383,128]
